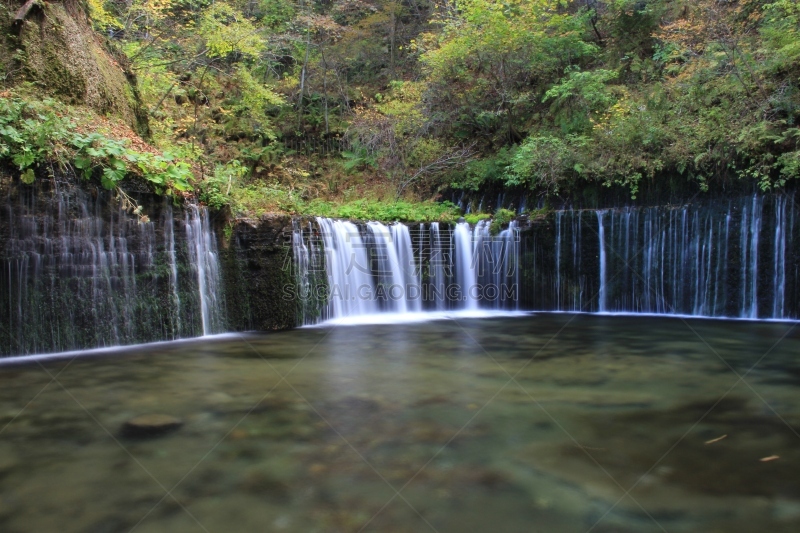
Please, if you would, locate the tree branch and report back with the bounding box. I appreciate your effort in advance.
[14,0,40,26]
[396,142,477,199]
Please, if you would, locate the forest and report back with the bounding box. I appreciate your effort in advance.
[1,0,799,218]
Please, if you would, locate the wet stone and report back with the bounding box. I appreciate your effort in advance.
[120,414,183,439]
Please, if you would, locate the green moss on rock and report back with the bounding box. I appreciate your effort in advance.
[6,0,146,133]
[219,215,300,331]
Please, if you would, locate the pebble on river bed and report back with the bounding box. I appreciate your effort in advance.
[120,414,183,438]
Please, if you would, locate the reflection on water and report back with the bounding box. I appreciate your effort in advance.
[1,315,799,532]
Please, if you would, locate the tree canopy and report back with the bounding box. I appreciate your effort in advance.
[3,0,799,213]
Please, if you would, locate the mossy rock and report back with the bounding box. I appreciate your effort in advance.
[9,0,146,133]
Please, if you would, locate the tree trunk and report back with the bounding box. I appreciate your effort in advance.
[321,47,329,136]
[389,4,396,80]
[297,25,311,131]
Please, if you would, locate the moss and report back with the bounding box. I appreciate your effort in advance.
[219,216,300,331]
[9,0,145,131]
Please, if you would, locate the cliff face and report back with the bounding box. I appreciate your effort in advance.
[1,0,148,135]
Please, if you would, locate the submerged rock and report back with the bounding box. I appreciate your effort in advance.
[120,414,183,439]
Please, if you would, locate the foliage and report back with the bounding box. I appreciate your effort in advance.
[27,0,800,217]
[464,213,491,225]
[198,2,266,59]
[197,160,249,210]
[0,95,193,194]
[299,198,461,222]
[458,147,515,191]
[87,0,122,31]
[213,182,461,221]
[348,80,475,198]
[341,143,378,173]
[425,0,800,197]
[506,134,586,192]
[489,207,516,234]
[543,68,618,134]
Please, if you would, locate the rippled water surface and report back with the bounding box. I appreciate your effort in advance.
[1,314,799,532]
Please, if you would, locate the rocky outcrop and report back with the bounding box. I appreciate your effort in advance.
[220,214,300,332]
[1,0,148,135]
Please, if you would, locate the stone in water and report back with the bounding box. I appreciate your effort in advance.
[121,414,183,438]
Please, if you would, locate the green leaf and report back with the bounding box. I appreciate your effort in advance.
[74,155,92,170]
[100,174,117,190]
[12,150,35,169]
[102,166,126,188]
[20,168,35,185]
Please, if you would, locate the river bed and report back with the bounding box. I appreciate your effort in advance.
[1,313,798,532]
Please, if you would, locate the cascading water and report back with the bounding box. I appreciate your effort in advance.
[296,217,521,323]
[523,193,798,319]
[7,178,796,356]
[454,222,479,310]
[315,217,375,318]
[186,205,224,335]
[163,205,182,335]
[367,222,413,313]
[313,217,425,318]
[1,181,225,355]
[389,223,422,312]
[292,219,318,325]
[597,211,607,312]
[773,195,790,318]
[472,220,519,310]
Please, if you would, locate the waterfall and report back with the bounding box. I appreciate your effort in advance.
[1,180,227,355]
[390,223,422,312]
[316,217,376,317]
[295,217,521,323]
[186,205,223,335]
[454,222,479,310]
[367,222,412,312]
[314,217,421,317]
[292,219,312,324]
[597,211,607,312]
[523,193,797,319]
[471,220,519,310]
[555,211,562,308]
[295,195,794,324]
[163,204,181,336]
[773,195,787,319]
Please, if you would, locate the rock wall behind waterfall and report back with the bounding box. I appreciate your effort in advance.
[0,171,304,356]
[0,174,208,355]
[219,214,304,332]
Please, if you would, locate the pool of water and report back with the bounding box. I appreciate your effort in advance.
[1,314,799,532]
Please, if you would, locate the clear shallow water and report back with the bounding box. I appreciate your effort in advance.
[1,314,799,533]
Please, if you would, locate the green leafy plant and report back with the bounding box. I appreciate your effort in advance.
[489,208,516,234]
[464,213,491,225]
[0,95,194,194]
[341,143,378,174]
[299,198,460,222]
[198,160,248,210]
